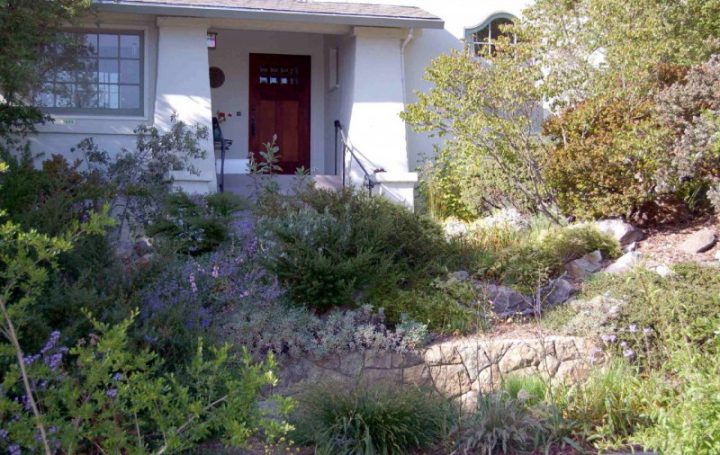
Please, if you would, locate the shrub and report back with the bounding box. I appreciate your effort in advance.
[146,191,245,255]
[0,315,292,454]
[258,188,451,312]
[478,223,620,292]
[551,360,646,446]
[455,392,550,454]
[655,54,720,215]
[579,263,720,367]
[543,94,669,221]
[379,276,491,335]
[630,334,720,454]
[292,382,456,454]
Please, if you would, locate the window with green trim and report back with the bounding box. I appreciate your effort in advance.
[465,15,516,56]
[35,30,144,116]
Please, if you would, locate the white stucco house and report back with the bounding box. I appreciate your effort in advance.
[30,0,531,208]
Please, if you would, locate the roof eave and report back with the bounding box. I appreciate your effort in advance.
[91,1,445,29]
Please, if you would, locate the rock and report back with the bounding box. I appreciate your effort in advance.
[623,242,638,253]
[594,219,644,246]
[605,251,641,274]
[565,250,603,280]
[716,250,720,262]
[450,271,470,282]
[651,264,673,278]
[475,208,529,230]
[484,284,535,318]
[133,236,154,256]
[539,278,576,306]
[679,228,717,254]
[443,219,469,238]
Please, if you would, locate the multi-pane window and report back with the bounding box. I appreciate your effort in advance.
[466,16,515,56]
[36,30,144,116]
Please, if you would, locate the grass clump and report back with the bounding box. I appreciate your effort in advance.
[456,391,552,454]
[471,221,620,292]
[291,382,456,454]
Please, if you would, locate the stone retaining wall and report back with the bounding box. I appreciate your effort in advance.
[278,334,600,410]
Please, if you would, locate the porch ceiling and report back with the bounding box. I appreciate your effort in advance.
[92,0,444,29]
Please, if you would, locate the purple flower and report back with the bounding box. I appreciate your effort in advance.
[0,429,8,439]
[41,331,61,354]
[211,264,220,279]
[112,373,123,382]
[643,327,652,336]
[45,353,64,370]
[620,341,628,349]
[628,324,638,333]
[189,273,198,294]
[106,388,118,399]
[22,354,40,366]
[9,443,21,455]
[601,334,617,343]
[623,348,636,359]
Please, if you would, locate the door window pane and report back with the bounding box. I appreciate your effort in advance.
[120,35,140,58]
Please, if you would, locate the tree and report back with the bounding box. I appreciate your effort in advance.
[0,0,91,135]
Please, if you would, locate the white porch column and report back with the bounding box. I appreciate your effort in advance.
[154,17,217,194]
[347,27,417,209]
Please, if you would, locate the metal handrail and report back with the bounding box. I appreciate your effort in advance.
[334,120,375,196]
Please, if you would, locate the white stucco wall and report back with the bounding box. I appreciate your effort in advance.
[324,0,534,169]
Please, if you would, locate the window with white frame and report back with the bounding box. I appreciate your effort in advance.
[35,30,144,116]
[464,14,516,56]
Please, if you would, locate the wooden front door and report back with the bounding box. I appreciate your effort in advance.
[249,53,311,174]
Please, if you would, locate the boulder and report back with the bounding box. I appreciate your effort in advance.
[539,278,576,307]
[565,250,603,280]
[476,208,529,230]
[484,284,535,318]
[679,228,717,254]
[443,219,469,238]
[605,251,641,274]
[594,219,644,246]
[450,271,470,282]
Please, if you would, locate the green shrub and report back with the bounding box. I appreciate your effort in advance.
[456,392,551,454]
[631,334,720,454]
[479,223,620,292]
[0,314,292,453]
[578,263,720,367]
[380,277,491,335]
[147,191,245,255]
[552,360,646,446]
[258,188,453,312]
[292,382,456,454]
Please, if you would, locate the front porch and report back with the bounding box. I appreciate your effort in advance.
[152,16,421,208]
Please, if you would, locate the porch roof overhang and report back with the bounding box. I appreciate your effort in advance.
[91,0,444,30]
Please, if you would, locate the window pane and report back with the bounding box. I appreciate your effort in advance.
[77,59,98,84]
[77,86,99,108]
[83,34,98,56]
[99,34,118,57]
[490,18,514,42]
[99,84,119,109]
[119,60,140,84]
[99,59,119,84]
[120,35,140,59]
[35,83,55,107]
[55,84,76,108]
[119,85,140,109]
